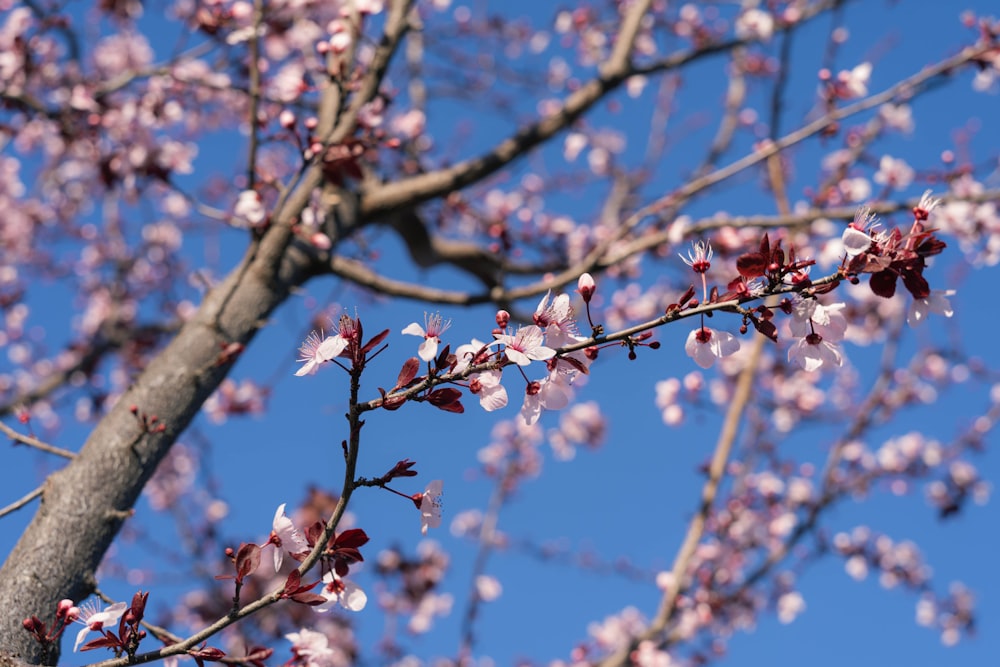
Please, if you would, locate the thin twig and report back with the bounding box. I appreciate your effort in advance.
[0,422,75,460]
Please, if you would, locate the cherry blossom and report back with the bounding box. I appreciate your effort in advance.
[874,155,915,190]
[233,190,267,228]
[401,313,451,362]
[72,600,127,652]
[493,325,556,366]
[285,628,340,666]
[907,290,956,327]
[788,298,847,342]
[788,333,844,372]
[684,327,740,369]
[469,370,508,412]
[419,480,443,535]
[294,329,348,376]
[837,62,872,98]
[315,571,367,612]
[475,575,502,601]
[269,503,308,572]
[735,8,774,41]
[841,206,879,257]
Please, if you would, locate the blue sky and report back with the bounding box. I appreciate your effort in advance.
[2,2,999,666]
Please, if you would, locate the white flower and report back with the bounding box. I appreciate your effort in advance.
[735,8,774,41]
[475,575,502,602]
[270,503,308,572]
[419,480,443,535]
[233,190,266,228]
[73,600,127,651]
[873,155,914,190]
[493,325,556,366]
[402,312,451,362]
[788,335,843,372]
[907,290,955,327]
[316,571,367,612]
[788,298,847,343]
[294,329,348,376]
[839,62,872,98]
[684,327,740,369]
[285,628,337,665]
[469,370,508,412]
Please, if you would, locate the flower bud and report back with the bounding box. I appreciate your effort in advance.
[577,273,596,303]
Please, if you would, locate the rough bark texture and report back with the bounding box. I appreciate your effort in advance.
[0,233,318,664]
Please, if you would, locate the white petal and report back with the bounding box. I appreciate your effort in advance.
[340,582,368,611]
[401,322,426,337]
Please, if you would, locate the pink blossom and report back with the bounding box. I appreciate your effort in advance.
[841,206,879,257]
[837,62,872,98]
[494,325,555,366]
[684,327,740,369]
[233,190,267,228]
[679,240,712,272]
[475,575,502,601]
[521,369,575,425]
[401,312,451,362]
[907,289,955,327]
[788,334,843,372]
[453,337,491,372]
[788,298,847,342]
[469,370,508,412]
[419,480,443,535]
[391,109,426,139]
[285,628,338,665]
[315,571,367,612]
[270,503,308,572]
[735,8,774,41]
[294,327,349,376]
[874,155,915,190]
[73,600,127,651]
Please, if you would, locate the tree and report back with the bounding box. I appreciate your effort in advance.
[1,0,998,665]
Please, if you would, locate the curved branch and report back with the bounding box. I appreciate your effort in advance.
[357,0,653,220]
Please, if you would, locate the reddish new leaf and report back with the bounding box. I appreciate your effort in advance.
[189,647,227,661]
[736,252,766,279]
[236,543,261,581]
[334,528,370,549]
[395,357,421,389]
[428,387,463,407]
[361,328,391,355]
[870,270,898,298]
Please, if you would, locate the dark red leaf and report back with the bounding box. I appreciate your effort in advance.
[395,357,421,389]
[678,285,696,306]
[736,253,766,279]
[759,233,771,258]
[917,236,947,257]
[284,570,302,594]
[129,591,149,622]
[189,647,227,661]
[428,387,462,406]
[435,344,452,370]
[435,399,465,413]
[243,646,274,667]
[753,318,778,342]
[305,520,325,546]
[81,635,120,651]
[334,528,370,549]
[902,269,930,299]
[291,591,328,605]
[361,328,391,355]
[236,543,261,580]
[869,270,897,298]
